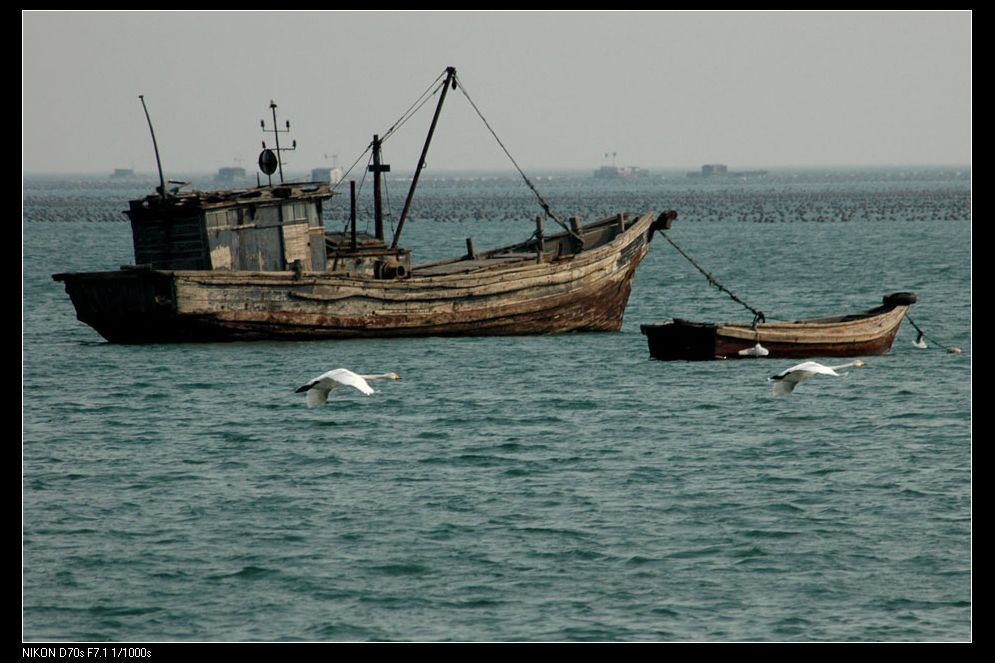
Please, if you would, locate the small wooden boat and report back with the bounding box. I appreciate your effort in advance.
[640,292,917,360]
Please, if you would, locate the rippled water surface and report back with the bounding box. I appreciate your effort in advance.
[23,170,971,641]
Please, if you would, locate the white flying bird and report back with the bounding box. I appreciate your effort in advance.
[768,360,865,396]
[295,368,400,407]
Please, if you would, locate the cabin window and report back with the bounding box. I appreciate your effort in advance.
[232,207,255,226]
[256,206,280,227]
[283,202,309,224]
[205,210,226,229]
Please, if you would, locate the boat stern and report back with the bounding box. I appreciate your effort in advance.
[52,268,182,343]
[641,320,719,360]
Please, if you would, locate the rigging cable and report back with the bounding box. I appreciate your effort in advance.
[453,73,582,244]
[658,231,767,326]
[330,71,447,197]
[332,146,373,198]
[341,151,375,235]
[380,71,447,143]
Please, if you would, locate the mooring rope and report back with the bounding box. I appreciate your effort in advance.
[453,74,582,244]
[904,312,962,353]
[659,231,767,326]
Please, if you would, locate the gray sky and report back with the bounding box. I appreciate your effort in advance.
[23,11,971,175]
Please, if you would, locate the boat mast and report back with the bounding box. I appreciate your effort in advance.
[391,66,457,250]
[260,101,296,185]
[369,134,390,242]
[138,95,167,200]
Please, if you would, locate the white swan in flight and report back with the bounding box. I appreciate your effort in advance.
[295,368,400,407]
[768,360,865,396]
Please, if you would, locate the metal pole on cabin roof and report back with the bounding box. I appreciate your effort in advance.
[138,95,167,199]
[369,135,390,242]
[391,66,457,250]
[350,180,358,251]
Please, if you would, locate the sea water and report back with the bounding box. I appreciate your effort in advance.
[22,169,971,641]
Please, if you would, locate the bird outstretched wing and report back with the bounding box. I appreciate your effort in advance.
[770,361,839,381]
[306,388,330,408]
[295,368,377,407]
[322,369,376,395]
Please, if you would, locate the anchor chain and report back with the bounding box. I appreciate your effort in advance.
[659,231,767,326]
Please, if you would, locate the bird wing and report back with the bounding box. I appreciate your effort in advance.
[296,368,377,406]
[296,371,340,393]
[807,365,841,377]
[771,361,838,380]
[772,380,796,396]
[306,388,330,408]
[323,368,376,395]
[295,378,318,393]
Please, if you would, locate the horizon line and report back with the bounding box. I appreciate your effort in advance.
[23,162,974,178]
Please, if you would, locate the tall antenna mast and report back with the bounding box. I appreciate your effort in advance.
[258,100,296,185]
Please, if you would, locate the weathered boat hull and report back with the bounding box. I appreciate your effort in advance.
[54,212,668,343]
[640,294,913,361]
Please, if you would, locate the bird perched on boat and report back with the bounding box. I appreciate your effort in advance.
[768,360,865,396]
[738,342,770,357]
[295,368,401,407]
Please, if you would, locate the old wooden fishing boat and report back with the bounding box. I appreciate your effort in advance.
[640,292,916,360]
[52,68,678,343]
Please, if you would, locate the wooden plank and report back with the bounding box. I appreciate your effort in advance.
[281,222,312,270]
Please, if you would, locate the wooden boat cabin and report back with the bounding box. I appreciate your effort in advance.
[127,183,331,272]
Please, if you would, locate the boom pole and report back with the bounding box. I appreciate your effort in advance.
[391,66,457,250]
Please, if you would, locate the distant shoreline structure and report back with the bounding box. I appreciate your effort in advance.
[593,165,648,180]
[687,163,768,179]
[214,166,247,183]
